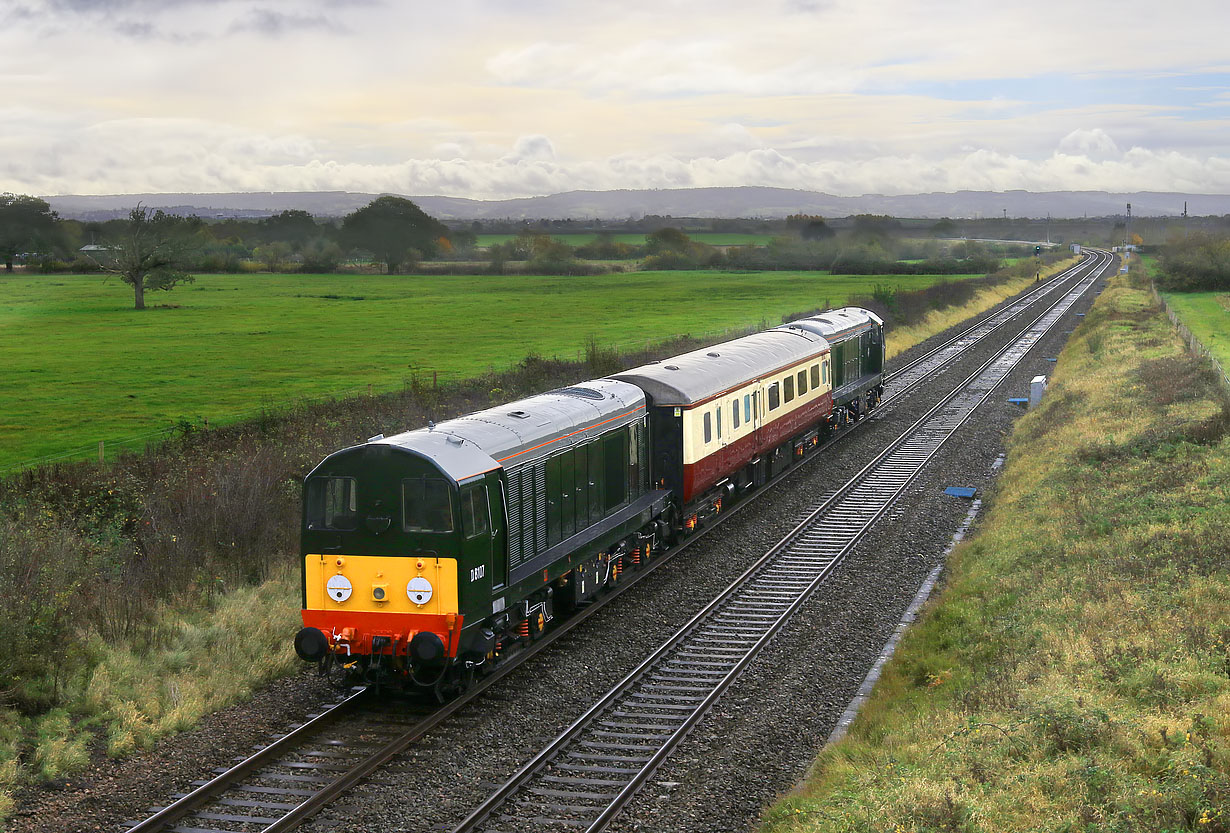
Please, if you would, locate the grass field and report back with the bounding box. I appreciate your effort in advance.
[760,267,1230,831]
[1161,290,1230,368]
[473,232,776,247]
[0,269,981,470]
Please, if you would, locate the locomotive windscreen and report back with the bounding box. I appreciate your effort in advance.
[402,477,454,533]
[306,476,358,531]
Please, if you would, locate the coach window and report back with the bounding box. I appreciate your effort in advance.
[403,478,454,533]
[744,394,751,423]
[716,406,722,439]
[784,375,795,403]
[307,476,358,531]
[732,399,740,429]
[461,484,490,538]
[798,370,807,395]
[810,364,820,389]
[704,412,712,443]
[823,361,829,385]
[768,382,780,411]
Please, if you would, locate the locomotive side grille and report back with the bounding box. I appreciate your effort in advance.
[518,466,534,567]
[533,461,547,553]
[507,468,524,568]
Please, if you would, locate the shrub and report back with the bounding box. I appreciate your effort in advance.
[1157,232,1230,291]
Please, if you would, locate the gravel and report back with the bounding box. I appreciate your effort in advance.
[26,264,1104,833]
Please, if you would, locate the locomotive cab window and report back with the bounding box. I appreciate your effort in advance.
[306,476,358,531]
[461,484,489,538]
[402,478,454,533]
[767,382,780,411]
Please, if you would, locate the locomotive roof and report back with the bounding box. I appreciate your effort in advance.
[609,328,827,407]
[375,378,646,481]
[775,307,883,341]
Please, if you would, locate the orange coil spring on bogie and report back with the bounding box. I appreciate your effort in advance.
[519,620,530,639]
[631,545,641,566]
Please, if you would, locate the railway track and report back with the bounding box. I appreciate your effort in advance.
[880,248,1110,403]
[447,253,1112,833]
[121,251,1109,833]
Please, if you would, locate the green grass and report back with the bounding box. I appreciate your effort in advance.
[760,264,1230,832]
[473,232,776,247]
[1161,290,1230,369]
[0,270,980,470]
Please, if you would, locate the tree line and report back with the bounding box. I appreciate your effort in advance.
[1,194,458,308]
[3,191,1054,310]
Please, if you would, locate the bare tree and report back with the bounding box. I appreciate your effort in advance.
[96,205,201,310]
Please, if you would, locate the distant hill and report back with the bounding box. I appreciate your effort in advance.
[42,187,1230,222]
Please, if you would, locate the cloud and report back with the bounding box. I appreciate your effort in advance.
[1058,128,1120,159]
[505,135,556,163]
[7,0,353,40]
[7,116,1230,200]
[5,0,1230,199]
[228,9,348,36]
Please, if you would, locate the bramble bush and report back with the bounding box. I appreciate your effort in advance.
[1157,232,1230,291]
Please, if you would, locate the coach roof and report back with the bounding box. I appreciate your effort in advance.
[609,328,827,407]
[776,307,883,341]
[377,378,646,481]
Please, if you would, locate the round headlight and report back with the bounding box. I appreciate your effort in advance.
[326,574,352,603]
[407,576,434,605]
[373,586,386,601]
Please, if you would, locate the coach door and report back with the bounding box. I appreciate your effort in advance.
[487,474,507,591]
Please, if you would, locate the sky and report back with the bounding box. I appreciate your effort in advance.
[3,0,1229,199]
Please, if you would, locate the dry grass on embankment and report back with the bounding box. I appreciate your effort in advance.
[884,257,1077,360]
[761,266,1230,831]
